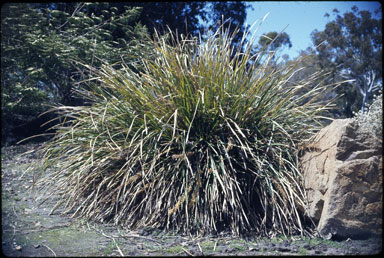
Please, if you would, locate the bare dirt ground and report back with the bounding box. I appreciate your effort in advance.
[2,143,382,256]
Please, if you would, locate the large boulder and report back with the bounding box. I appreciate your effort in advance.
[300,118,382,239]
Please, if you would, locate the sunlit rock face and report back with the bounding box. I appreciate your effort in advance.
[300,118,382,239]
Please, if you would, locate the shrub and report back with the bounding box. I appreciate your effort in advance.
[353,91,383,140]
[31,21,339,237]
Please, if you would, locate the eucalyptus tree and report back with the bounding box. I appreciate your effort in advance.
[107,2,251,44]
[258,31,292,52]
[310,6,382,116]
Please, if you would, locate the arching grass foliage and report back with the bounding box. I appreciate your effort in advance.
[30,21,343,237]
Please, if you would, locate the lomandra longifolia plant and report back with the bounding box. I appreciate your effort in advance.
[31,20,345,237]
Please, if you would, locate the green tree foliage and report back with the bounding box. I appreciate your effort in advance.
[258,31,292,52]
[1,4,50,117]
[1,2,152,145]
[309,6,382,117]
[100,2,251,45]
[205,2,251,45]
[256,31,292,64]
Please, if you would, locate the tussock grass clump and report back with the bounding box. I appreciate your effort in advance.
[32,21,339,237]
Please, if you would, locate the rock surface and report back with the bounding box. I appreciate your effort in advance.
[300,118,382,239]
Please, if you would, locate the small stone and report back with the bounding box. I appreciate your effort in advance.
[248,246,259,251]
[34,244,40,248]
[323,233,333,240]
[15,245,22,251]
[276,243,291,252]
[138,228,151,236]
[224,247,235,253]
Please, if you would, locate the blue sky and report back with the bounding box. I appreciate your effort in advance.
[244,1,382,59]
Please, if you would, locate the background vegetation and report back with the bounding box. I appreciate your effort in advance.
[301,6,382,117]
[2,3,152,145]
[1,2,251,145]
[1,3,381,146]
